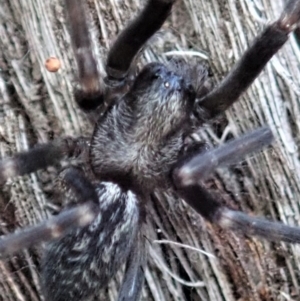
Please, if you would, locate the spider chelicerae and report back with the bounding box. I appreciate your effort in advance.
[1,0,300,300]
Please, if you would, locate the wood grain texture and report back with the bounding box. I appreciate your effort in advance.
[0,0,300,300]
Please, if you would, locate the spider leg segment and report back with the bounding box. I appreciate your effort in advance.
[65,0,104,111]
[0,137,88,185]
[106,0,175,80]
[173,126,300,243]
[118,232,146,301]
[42,169,141,301]
[67,0,176,112]
[198,0,300,119]
[0,168,100,257]
[174,184,300,244]
[175,126,273,186]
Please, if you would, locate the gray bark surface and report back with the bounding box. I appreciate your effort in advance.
[0,0,300,300]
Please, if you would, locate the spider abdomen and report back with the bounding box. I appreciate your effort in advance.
[42,182,140,301]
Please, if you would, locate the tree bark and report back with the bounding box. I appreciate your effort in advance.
[1,0,300,300]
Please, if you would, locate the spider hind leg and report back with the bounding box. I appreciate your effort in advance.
[173,126,300,244]
[118,232,146,301]
[106,0,176,81]
[65,0,104,112]
[0,137,87,185]
[175,183,300,244]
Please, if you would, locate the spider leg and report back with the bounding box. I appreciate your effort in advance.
[174,184,300,244]
[175,126,273,186]
[0,137,87,185]
[0,168,99,257]
[106,0,175,81]
[197,0,300,119]
[118,232,146,301]
[65,0,104,111]
[172,127,300,244]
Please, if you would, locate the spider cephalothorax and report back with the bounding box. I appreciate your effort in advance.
[1,0,300,301]
[91,62,198,192]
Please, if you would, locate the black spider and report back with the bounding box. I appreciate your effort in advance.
[1,0,300,300]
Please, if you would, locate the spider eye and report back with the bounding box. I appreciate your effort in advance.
[164,81,170,88]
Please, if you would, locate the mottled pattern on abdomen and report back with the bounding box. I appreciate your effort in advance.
[42,182,140,301]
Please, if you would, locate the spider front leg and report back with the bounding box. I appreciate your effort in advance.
[106,0,175,80]
[173,126,300,244]
[66,0,176,113]
[197,0,300,120]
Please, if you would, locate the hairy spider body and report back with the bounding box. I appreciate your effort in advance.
[1,0,300,301]
[90,62,200,192]
[43,61,201,301]
[43,182,140,301]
